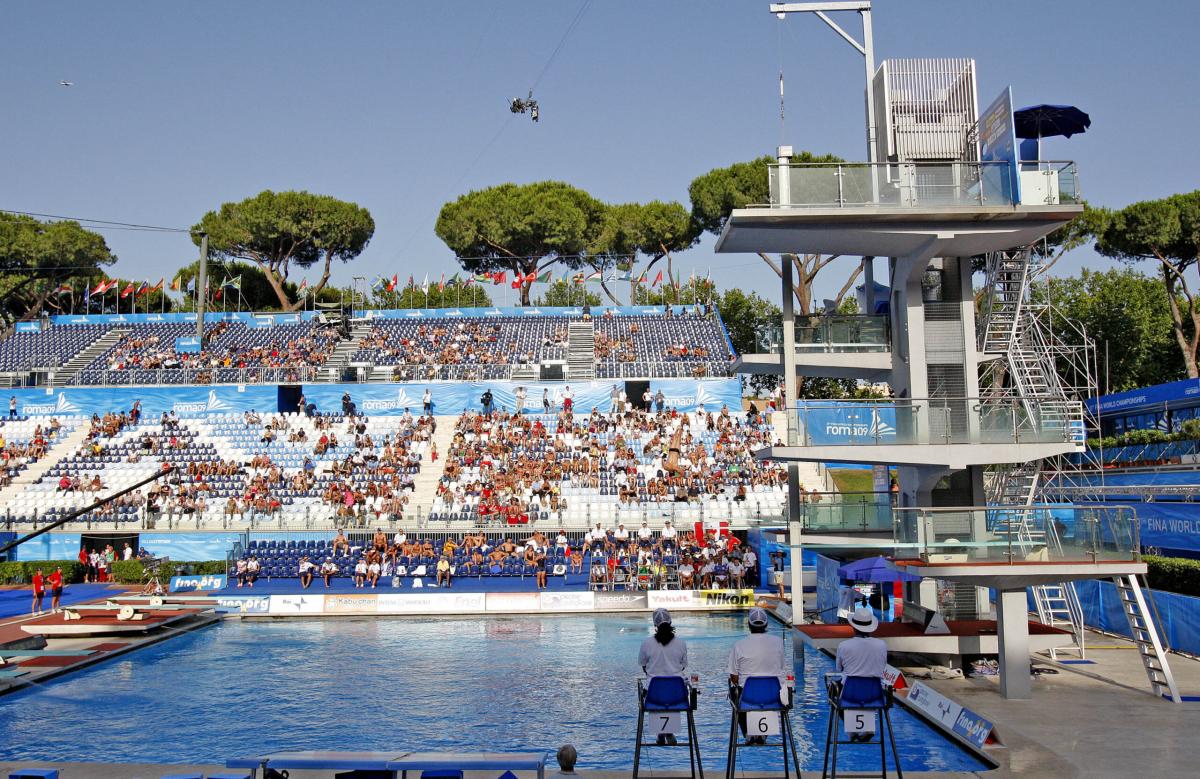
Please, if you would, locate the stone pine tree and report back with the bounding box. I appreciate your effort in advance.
[193,190,374,312]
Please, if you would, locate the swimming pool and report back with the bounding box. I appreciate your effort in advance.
[0,614,988,772]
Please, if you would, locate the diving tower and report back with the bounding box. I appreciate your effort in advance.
[723,46,1176,700]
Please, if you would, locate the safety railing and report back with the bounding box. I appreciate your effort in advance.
[756,315,890,355]
[784,397,1086,447]
[69,365,326,387]
[892,504,1139,564]
[764,160,1079,210]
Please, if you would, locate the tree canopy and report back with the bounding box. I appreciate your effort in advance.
[435,182,697,305]
[0,212,116,322]
[1095,191,1200,376]
[688,152,855,315]
[193,190,374,312]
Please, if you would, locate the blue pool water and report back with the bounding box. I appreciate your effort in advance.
[0,614,988,772]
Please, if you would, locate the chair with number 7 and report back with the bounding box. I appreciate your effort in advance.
[821,673,903,779]
[724,676,803,779]
[634,675,704,779]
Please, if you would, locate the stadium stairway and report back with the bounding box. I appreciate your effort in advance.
[50,326,130,386]
[567,321,595,380]
[768,411,828,491]
[0,423,91,507]
[407,415,457,516]
[321,322,373,381]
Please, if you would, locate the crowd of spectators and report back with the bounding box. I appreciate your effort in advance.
[431,406,785,524]
[100,322,338,374]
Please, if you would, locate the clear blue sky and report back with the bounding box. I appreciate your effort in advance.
[3,0,1197,302]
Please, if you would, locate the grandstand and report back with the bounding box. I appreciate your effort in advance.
[1,305,734,387]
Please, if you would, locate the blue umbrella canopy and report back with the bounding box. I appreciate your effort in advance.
[837,556,921,583]
[1013,104,1091,140]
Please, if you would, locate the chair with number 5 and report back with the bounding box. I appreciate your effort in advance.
[633,675,704,779]
[724,675,803,779]
[821,671,903,779]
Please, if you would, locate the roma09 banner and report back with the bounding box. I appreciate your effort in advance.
[9,385,278,418]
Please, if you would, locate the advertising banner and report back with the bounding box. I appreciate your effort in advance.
[14,532,81,562]
[979,86,1021,204]
[15,321,42,334]
[303,379,741,416]
[213,595,271,614]
[378,592,486,614]
[139,532,243,562]
[324,593,379,614]
[594,591,648,611]
[801,402,897,445]
[169,574,227,593]
[485,592,542,612]
[268,594,325,615]
[539,591,596,612]
[11,385,278,419]
[698,589,756,609]
[50,311,323,326]
[647,590,696,609]
[174,336,202,353]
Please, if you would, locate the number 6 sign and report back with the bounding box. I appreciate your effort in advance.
[844,709,877,735]
[748,711,780,736]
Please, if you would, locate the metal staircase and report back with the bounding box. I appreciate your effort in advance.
[979,247,1087,656]
[325,322,372,381]
[567,321,595,380]
[1113,575,1182,702]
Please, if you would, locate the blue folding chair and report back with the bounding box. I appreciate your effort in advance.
[633,675,703,779]
[821,674,903,779]
[725,676,801,779]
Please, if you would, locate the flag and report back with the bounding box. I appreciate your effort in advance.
[387,274,398,292]
[524,272,537,284]
[299,278,308,290]
[438,273,445,292]
[616,258,632,272]
[511,279,521,290]
[572,272,586,285]
[449,273,461,286]
[585,271,602,283]
[473,272,491,284]
[223,275,242,290]
[187,277,196,294]
[135,281,150,297]
[636,271,648,284]
[492,271,507,285]
[652,270,663,287]
[616,269,632,282]
[536,270,552,283]
[170,276,181,292]
[120,283,136,299]
[421,274,429,294]
[90,280,108,296]
[54,284,72,296]
[152,278,164,292]
[84,284,91,303]
[371,276,386,293]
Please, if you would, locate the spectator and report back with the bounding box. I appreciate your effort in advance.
[298,555,315,589]
[320,557,338,588]
[727,607,788,745]
[436,555,452,588]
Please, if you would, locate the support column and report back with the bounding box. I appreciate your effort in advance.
[996,587,1032,699]
[777,150,804,624]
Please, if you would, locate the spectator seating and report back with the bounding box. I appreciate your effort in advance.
[0,415,81,495]
[429,408,786,526]
[0,324,108,372]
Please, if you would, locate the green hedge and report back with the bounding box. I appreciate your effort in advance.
[1087,419,1200,450]
[0,560,84,585]
[1144,555,1200,598]
[0,559,225,585]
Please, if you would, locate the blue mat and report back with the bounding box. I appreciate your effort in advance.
[0,583,121,620]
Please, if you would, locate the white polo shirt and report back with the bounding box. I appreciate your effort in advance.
[835,636,888,678]
[639,635,689,677]
[727,632,788,682]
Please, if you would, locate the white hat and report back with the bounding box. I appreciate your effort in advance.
[652,608,672,627]
[747,607,769,627]
[849,606,879,634]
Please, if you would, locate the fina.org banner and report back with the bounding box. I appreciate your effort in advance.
[303,378,742,415]
[169,574,227,593]
[11,385,277,419]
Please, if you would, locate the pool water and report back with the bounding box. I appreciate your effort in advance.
[0,614,988,772]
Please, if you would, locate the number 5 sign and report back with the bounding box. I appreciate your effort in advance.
[844,709,877,735]
[748,711,780,736]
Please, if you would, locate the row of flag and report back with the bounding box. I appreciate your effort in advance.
[370,269,678,294]
[61,275,248,302]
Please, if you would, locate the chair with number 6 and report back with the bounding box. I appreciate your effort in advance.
[724,674,803,779]
[821,670,904,779]
[633,675,704,779]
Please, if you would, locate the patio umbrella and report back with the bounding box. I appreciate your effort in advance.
[1013,104,1091,140]
[837,555,921,584]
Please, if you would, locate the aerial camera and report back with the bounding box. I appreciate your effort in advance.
[510,90,539,122]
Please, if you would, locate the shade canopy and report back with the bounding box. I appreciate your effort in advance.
[837,555,922,583]
[1014,104,1091,140]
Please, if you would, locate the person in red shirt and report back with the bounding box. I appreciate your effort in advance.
[77,547,89,583]
[31,568,45,616]
[48,567,64,612]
